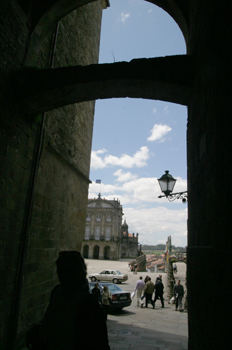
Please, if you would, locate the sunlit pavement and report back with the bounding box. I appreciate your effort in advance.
[22,260,187,350]
[86,259,188,350]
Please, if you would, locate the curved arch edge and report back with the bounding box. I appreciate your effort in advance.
[15,55,194,116]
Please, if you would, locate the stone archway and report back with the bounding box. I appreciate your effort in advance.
[104,246,110,260]
[83,244,89,259]
[93,245,100,259]
[28,0,188,57]
[17,55,193,116]
[3,1,230,349]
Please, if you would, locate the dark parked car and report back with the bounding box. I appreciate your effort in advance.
[89,282,132,310]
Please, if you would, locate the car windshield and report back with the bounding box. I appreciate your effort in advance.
[116,270,122,275]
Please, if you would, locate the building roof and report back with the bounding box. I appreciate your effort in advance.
[122,231,134,237]
[88,193,122,209]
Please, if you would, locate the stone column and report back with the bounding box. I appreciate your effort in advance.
[166,258,176,300]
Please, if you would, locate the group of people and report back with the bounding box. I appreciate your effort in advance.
[26,252,185,350]
[92,282,112,320]
[133,275,164,309]
[133,275,185,312]
[129,263,139,274]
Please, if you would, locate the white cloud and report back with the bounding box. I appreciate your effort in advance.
[114,169,138,183]
[147,124,172,142]
[173,176,188,193]
[153,107,157,114]
[105,146,149,168]
[89,176,187,205]
[90,146,150,169]
[88,175,188,246]
[164,106,170,114]
[90,149,107,169]
[123,206,187,247]
[121,12,130,22]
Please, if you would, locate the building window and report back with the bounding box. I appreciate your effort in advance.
[86,214,91,221]
[96,214,101,222]
[95,227,100,240]
[106,215,111,222]
[85,226,90,240]
[105,227,111,241]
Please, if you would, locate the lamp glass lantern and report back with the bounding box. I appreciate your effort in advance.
[158,170,177,196]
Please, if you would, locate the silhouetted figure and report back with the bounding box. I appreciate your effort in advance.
[41,251,111,349]
[92,282,102,304]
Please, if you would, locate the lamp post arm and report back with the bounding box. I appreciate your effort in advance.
[158,191,188,203]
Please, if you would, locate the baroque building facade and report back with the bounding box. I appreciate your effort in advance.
[82,194,123,260]
[121,219,139,258]
[82,194,139,260]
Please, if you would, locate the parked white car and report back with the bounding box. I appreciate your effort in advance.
[88,269,128,284]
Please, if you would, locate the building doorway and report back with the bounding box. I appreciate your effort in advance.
[93,245,100,259]
[104,246,110,260]
[83,245,89,259]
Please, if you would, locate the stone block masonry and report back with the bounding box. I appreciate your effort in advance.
[0,1,105,349]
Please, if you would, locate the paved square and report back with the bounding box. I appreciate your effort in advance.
[86,259,188,350]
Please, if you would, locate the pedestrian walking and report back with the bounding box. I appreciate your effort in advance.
[174,279,184,311]
[153,277,164,308]
[134,276,145,307]
[101,285,112,320]
[140,276,149,303]
[143,277,155,308]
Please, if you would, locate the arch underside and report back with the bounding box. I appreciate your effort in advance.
[17,55,193,116]
[29,0,189,64]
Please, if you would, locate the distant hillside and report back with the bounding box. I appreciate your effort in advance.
[142,244,186,252]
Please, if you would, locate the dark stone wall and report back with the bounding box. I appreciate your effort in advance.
[187,1,231,349]
[1,0,232,349]
[0,118,39,349]
[0,1,104,349]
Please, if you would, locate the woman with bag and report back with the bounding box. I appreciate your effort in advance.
[101,285,112,320]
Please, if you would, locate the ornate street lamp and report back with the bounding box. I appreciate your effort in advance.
[158,170,188,203]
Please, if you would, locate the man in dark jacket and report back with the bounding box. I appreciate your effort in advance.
[143,277,155,308]
[92,282,102,304]
[173,279,184,311]
[153,277,164,308]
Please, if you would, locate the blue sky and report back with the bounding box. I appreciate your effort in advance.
[88,0,188,247]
